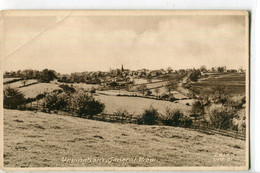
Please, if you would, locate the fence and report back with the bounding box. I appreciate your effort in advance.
[187,124,246,140]
[23,101,246,140]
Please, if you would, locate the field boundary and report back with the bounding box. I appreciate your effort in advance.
[20,100,246,141]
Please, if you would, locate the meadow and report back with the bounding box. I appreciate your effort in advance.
[190,73,246,96]
[3,72,247,168]
[4,109,246,167]
[94,94,193,115]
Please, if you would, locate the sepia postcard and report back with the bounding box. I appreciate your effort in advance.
[0,10,249,171]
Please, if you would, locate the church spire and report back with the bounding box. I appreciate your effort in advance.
[121,64,124,72]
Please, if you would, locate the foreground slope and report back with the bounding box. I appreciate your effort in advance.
[4,109,246,167]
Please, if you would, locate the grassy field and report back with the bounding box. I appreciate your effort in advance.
[190,73,246,96]
[5,79,38,88]
[19,83,60,98]
[94,94,193,115]
[133,78,161,85]
[57,82,100,90]
[3,78,21,83]
[4,109,246,167]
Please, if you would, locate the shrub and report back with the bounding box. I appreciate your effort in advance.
[26,97,36,103]
[190,101,205,120]
[145,90,152,96]
[71,90,105,119]
[110,82,118,87]
[90,88,96,94]
[43,92,59,113]
[241,96,246,104]
[36,93,46,100]
[225,96,244,109]
[59,84,76,93]
[163,107,184,126]
[114,109,129,117]
[169,96,177,102]
[209,105,237,130]
[211,86,229,104]
[136,114,144,125]
[161,94,170,100]
[189,69,201,82]
[4,86,26,109]
[182,116,193,128]
[43,92,70,113]
[141,106,160,125]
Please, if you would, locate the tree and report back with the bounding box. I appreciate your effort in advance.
[146,90,152,96]
[166,80,177,95]
[189,69,201,82]
[164,107,184,126]
[141,106,160,125]
[200,65,207,72]
[154,88,160,98]
[110,81,118,87]
[4,86,25,109]
[190,101,205,121]
[138,84,147,95]
[39,69,56,83]
[21,80,27,86]
[167,67,173,73]
[212,86,229,104]
[147,78,152,83]
[217,66,226,73]
[71,90,105,119]
[209,105,237,129]
[43,92,60,113]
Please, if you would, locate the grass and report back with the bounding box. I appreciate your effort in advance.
[190,73,245,95]
[57,82,100,90]
[3,78,21,83]
[5,79,38,88]
[94,94,192,115]
[133,78,161,85]
[4,109,246,167]
[19,83,60,98]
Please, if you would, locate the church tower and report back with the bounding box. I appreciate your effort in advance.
[121,64,124,72]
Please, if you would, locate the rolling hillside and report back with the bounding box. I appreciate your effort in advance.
[4,109,246,167]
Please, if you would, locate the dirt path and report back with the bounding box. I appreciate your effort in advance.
[176,74,191,97]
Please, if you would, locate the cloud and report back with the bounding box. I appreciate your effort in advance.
[3,15,246,73]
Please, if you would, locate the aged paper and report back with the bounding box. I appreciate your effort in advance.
[0,10,249,171]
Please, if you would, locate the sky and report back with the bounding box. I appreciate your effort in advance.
[2,11,247,74]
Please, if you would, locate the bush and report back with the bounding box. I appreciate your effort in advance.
[43,92,59,113]
[90,88,96,94]
[114,109,129,117]
[211,86,229,104]
[145,90,152,96]
[189,69,201,82]
[161,94,170,100]
[36,93,46,100]
[71,90,105,119]
[136,114,144,125]
[43,92,70,113]
[190,101,205,120]
[169,96,177,102]
[110,82,118,87]
[141,106,160,125]
[59,84,76,93]
[182,116,193,128]
[26,97,36,103]
[225,96,244,109]
[241,96,246,104]
[209,105,237,130]
[4,86,26,109]
[163,107,184,126]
